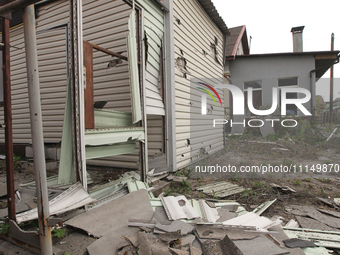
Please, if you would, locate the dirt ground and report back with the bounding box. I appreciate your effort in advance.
[179,122,340,223]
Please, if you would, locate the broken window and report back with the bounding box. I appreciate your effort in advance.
[244,80,262,116]
[278,77,298,115]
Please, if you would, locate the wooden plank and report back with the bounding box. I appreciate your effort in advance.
[84,40,128,61]
[84,41,95,129]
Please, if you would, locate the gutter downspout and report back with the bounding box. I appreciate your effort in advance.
[163,0,176,172]
[222,34,227,148]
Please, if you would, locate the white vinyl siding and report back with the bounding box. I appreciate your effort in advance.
[138,0,165,116]
[82,0,137,167]
[0,0,164,170]
[0,17,68,144]
[173,0,225,169]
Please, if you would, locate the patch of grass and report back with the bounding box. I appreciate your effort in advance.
[175,168,191,178]
[0,222,9,235]
[164,188,173,196]
[282,158,294,166]
[13,154,21,169]
[211,190,219,200]
[165,180,192,196]
[52,228,65,238]
[242,189,250,197]
[266,133,283,142]
[181,179,191,192]
[302,178,312,182]
[320,187,325,196]
[253,181,265,188]
[308,184,314,189]
[293,180,301,186]
[318,178,332,183]
[198,191,204,198]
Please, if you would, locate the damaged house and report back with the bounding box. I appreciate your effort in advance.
[224,25,339,136]
[0,0,229,186]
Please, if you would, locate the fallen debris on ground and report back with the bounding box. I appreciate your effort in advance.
[196,182,245,198]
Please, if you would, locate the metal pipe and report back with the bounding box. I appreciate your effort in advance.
[310,71,316,117]
[163,0,176,172]
[23,5,52,254]
[0,0,43,17]
[2,17,15,221]
[330,33,334,121]
[76,0,87,190]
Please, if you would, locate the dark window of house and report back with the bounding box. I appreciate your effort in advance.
[244,80,262,114]
[278,77,298,87]
[244,80,262,90]
[278,77,298,115]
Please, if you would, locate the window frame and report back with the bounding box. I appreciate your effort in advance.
[243,80,263,116]
[278,77,299,116]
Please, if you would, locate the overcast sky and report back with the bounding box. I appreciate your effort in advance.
[211,0,340,101]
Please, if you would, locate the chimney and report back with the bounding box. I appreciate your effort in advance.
[291,26,305,52]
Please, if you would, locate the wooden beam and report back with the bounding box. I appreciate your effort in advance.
[84,40,128,61]
[83,41,95,129]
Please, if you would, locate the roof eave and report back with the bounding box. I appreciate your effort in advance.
[196,0,229,35]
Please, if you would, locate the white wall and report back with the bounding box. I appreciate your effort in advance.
[173,0,225,169]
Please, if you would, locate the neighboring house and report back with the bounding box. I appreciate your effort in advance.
[0,0,228,181]
[225,26,339,135]
[223,25,249,119]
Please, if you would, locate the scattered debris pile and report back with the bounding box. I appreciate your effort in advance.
[54,175,340,255]
[2,171,340,255]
